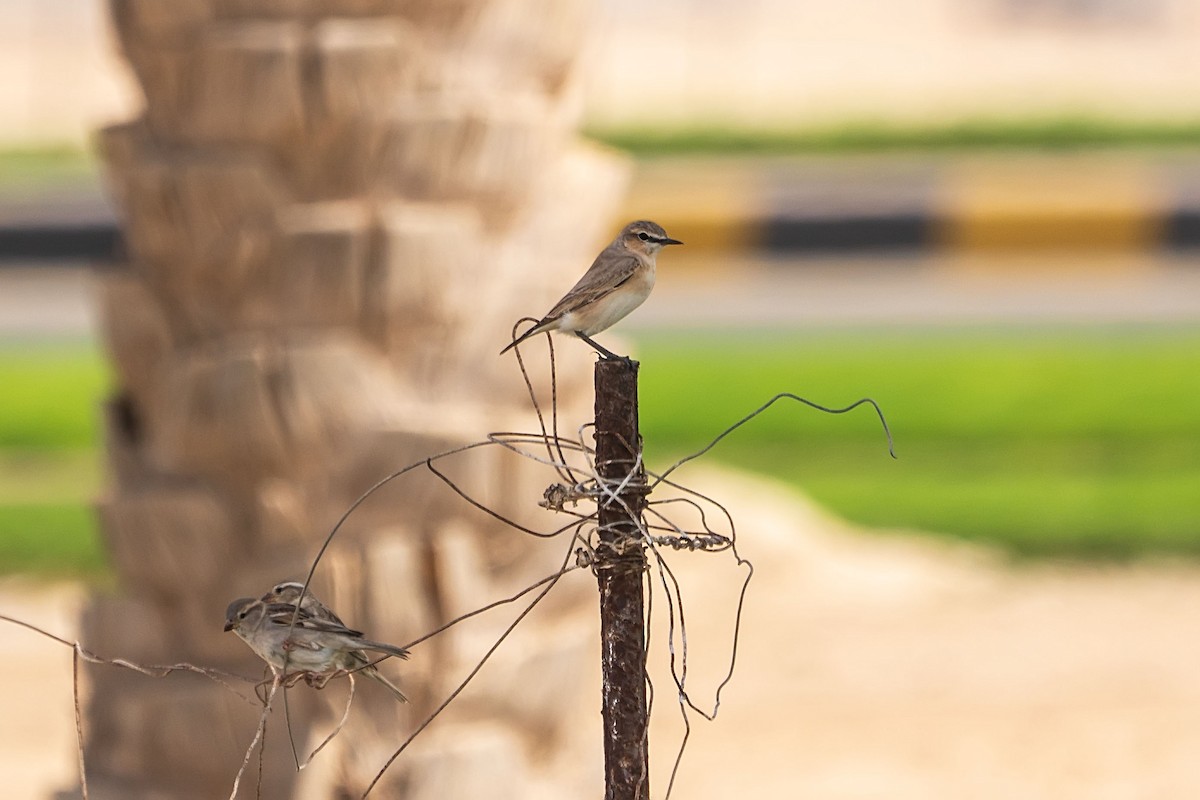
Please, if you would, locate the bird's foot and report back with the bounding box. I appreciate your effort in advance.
[305,669,350,691]
[282,670,309,689]
[604,351,638,370]
[575,332,637,367]
[253,670,304,703]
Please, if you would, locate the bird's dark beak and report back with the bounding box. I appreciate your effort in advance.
[223,620,236,632]
[663,237,683,246]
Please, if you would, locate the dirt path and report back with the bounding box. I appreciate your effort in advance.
[4,470,1200,798]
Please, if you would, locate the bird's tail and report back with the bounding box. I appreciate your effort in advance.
[364,666,409,703]
[360,640,411,660]
[355,640,409,702]
[499,320,550,355]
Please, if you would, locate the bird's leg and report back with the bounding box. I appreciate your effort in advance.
[255,668,299,704]
[575,332,637,367]
[282,671,308,689]
[306,670,348,691]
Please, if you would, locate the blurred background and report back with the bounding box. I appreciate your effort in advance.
[2,0,1200,797]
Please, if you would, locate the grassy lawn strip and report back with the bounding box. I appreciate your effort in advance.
[0,343,108,577]
[8,117,1200,187]
[0,343,108,449]
[0,145,96,189]
[635,327,1200,560]
[0,503,106,577]
[591,116,1200,156]
[1,329,1197,572]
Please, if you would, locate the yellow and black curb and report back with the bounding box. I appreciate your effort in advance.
[621,156,1200,256]
[4,156,1200,263]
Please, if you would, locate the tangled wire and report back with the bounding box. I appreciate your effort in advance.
[2,326,894,799]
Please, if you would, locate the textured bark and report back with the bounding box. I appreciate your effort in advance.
[86,0,627,795]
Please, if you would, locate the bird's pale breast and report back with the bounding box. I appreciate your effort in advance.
[567,262,655,335]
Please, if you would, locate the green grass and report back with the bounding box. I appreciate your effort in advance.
[0,343,108,577]
[2,330,1199,571]
[635,327,1200,560]
[8,117,1200,191]
[0,503,106,576]
[590,116,1200,156]
[0,144,96,190]
[0,343,109,449]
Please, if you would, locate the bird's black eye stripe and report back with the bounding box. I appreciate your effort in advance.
[637,232,650,241]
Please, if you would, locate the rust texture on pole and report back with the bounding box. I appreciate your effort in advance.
[594,357,650,800]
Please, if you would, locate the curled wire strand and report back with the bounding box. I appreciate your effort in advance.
[652,392,896,490]
[509,319,583,488]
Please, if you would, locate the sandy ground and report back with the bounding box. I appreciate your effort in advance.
[0,579,85,798]
[4,470,1200,798]
[644,470,1200,799]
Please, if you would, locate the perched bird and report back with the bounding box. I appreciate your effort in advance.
[263,580,349,626]
[224,588,410,702]
[500,220,682,359]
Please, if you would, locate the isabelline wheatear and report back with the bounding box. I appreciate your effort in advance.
[500,220,682,360]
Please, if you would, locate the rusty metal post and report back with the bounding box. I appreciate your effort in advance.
[594,357,650,800]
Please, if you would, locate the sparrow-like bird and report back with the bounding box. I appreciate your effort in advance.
[264,581,349,626]
[500,220,682,360]
[224,586,409,702]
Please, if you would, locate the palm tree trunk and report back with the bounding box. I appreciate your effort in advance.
[86,1,626,796]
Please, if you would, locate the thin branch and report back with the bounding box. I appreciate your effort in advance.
[362,542,580,797]
[73,646,88,800]
[0,614,259,704]
[229,677,282,800]
[299,675,355,770]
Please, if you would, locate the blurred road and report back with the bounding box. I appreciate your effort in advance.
[5,153,1200,337]
[638,252,1200,330]
[4,253,1200,340]
[0,267,96,338]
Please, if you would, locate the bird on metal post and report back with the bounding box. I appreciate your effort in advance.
[500,220,682,360]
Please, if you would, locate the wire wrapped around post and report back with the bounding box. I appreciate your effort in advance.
[593,357,651,800]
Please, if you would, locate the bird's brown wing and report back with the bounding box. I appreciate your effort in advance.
[264,603,365,638]
[541,252,641,323]
[499,252,641,355]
